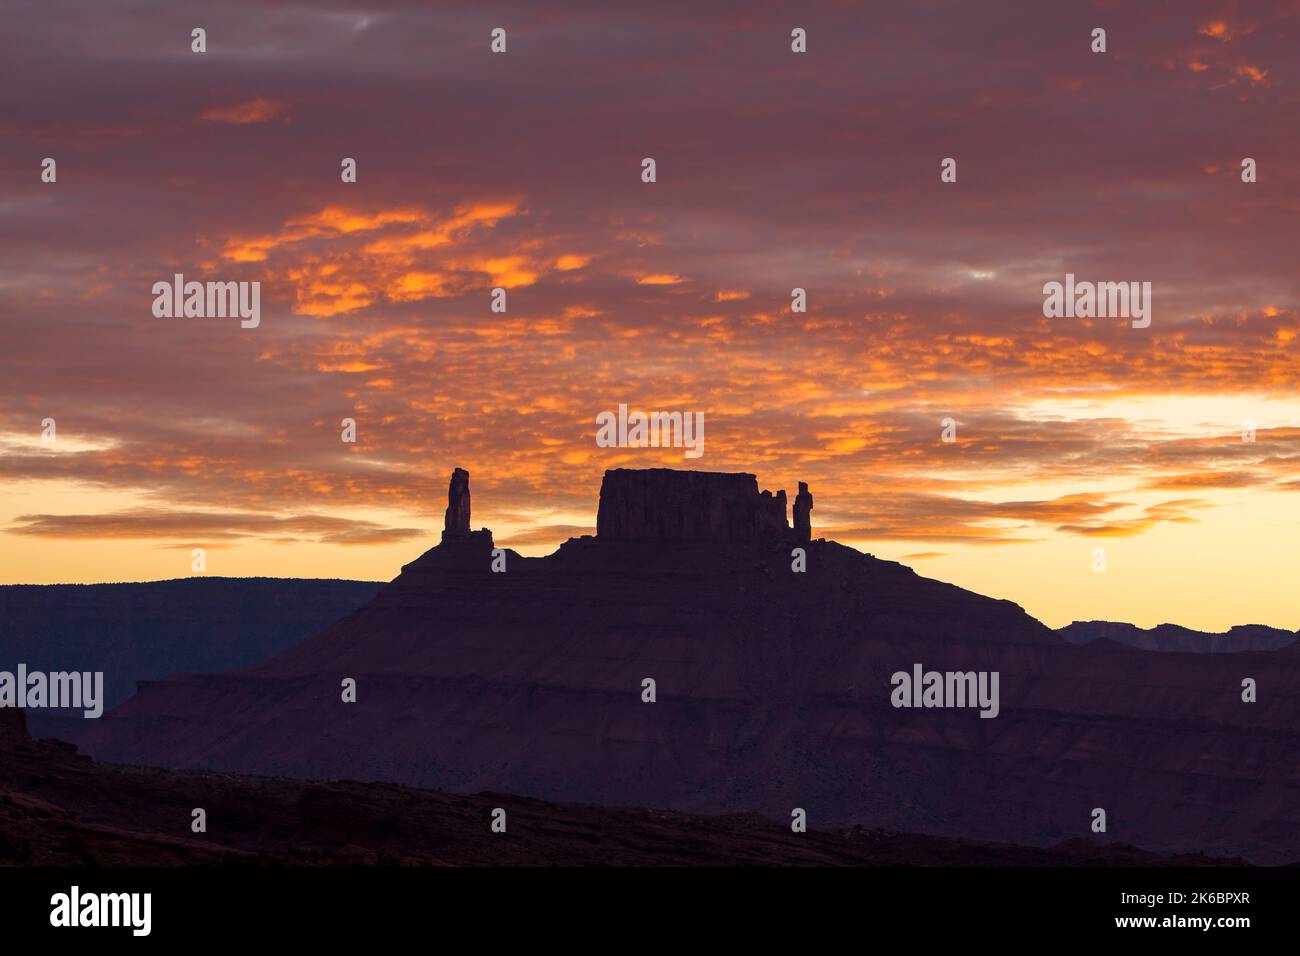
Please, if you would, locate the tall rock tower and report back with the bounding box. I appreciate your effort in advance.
[442,467,471,540]
[793,481,813,543]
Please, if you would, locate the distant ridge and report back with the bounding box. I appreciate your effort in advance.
[1057,620,1296,653]
[0,577,382,738]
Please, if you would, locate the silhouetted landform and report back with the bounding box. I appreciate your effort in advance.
[442,467,473,539]
[73,468,1300,863]
[0,708,1246,867]
[793,481,813,543]
[0,577,382,738]
[1058,620,1297,653]
[596,468,798,541]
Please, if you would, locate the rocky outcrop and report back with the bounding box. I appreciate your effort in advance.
[761,488,788,534]
[596,468,797,541]
[422,468,494,564]
[0,706,27,743]
[793,481,813,543]
[442,467,472,539]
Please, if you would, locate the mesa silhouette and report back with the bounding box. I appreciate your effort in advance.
[73,468,1300,863]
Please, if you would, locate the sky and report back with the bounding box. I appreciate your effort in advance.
[2,0,1299,632]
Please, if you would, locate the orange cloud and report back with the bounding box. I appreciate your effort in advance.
[8,510,422,546]
[288,268,374,316]
[1199,21,1234,41]
[386,271,455,302]
[449,255,540,289]
[215,201,558,315]
[199,98,288,124]
[1057,499,1210,538]
[222,207,425,263]
[362,202,519,260]
[1234,63,1269,85]
[555,254,592,271]
[1143,471,1260,491]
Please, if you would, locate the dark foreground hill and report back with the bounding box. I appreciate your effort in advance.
[0,577,382,737]
[73,468,1300,863]
[0,708,1243,867]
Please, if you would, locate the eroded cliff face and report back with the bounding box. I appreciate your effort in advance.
[71,468,1300,863]
[595,468,802,542]
[0,699,1238,866]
